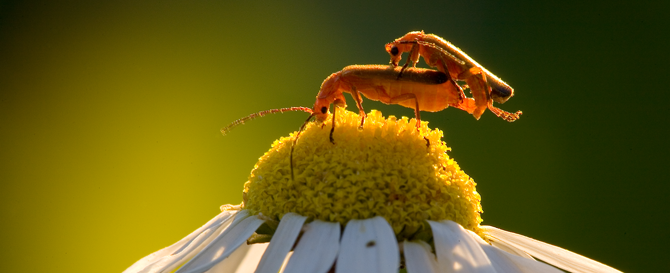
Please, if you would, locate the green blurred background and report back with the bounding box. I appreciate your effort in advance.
[1,0,668,272]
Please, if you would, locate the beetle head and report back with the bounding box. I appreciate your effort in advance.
[313,71,345,122]
[386,31,425,66]
[313,98,330,122]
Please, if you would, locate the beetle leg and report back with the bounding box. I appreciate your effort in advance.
[349,85,367,129]
[453,79,466,105]
[441,79,467,109]
[456,97,477,114]
[460,67,522,122]
[435,61,465,107]
[397,42,421,80]
[387,93,421,130]
[436,55,469,110]
[328,98,347,143]
[386,92,430,146]
[329,104,337,143]
[460,67,489,120]
[487,102,523,122]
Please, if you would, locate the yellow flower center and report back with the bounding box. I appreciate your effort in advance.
[243,109,484,240]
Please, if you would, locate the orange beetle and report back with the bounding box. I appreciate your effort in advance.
[385,31,522,122]
[309,64,465,141]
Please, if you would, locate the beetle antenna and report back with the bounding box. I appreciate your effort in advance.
[291,113,315,181]
[221,107,313,136]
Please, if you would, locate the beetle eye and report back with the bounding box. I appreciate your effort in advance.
[321,106,328,114]
[391,46,399,56]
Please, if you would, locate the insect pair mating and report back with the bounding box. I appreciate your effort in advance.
[222,31,523,179]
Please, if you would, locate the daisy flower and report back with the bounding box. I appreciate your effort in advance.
[125,110,621,273]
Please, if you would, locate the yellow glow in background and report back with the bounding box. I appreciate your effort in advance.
[1,1,668,272]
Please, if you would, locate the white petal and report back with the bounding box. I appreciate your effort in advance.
[489,239,534,260]
[404,240,440,273]
[429,220,496,273]
[466,229,562,273]
[176,214,265,273]
[482,226,622,273]
[336,216,399,273]
[125,209,240,273]
[283,220,341,273]
[205,243,269,273]
[278,251,292,273]
[254,213,307,273]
